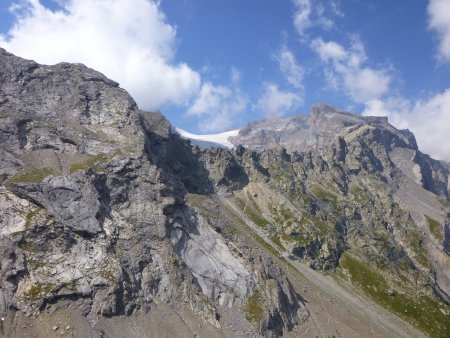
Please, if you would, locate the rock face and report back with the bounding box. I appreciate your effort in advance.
[1,48,450,338]
[199,107,450,336]
[0,49,308,337]
[230,104,449,199]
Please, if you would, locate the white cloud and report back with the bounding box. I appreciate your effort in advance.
[292,0,343,37]
[363,91,450,161]
[311,37,391,103]
[428,0,450,63]
[274,45,304,89]
[312,39,347,61]
[186,81,248,132]
[0,0,201,111]
[257,83,303,117]
[292,0,312,36]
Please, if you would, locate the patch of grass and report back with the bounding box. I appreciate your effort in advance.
[69,153,110,173]
[289,232,310,246]
[311,186,338,208]
[340,252,450,338]
[235,197,270,228]
[299,212,333,237]
[270,235,286,251]
[253,231,279,256]
[314,218,334,237]
[426,215,443,241]
[8,167,53,184]
[271,205,294,224]
[244,289,265,322]
[26,283,54,299]
[221,200,280,256]
[406,229,430,268]
[349,186,365,203]
[284,211,335,248]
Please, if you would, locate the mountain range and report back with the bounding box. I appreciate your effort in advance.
[0,48,449,338]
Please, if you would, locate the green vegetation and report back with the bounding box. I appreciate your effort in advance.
[26,283,54,299]
[311,186,338,208]
[349,186,365,203]
[99,267,116,283]
[270,208,335,248]
[288,232,310,246]
[406,229,430,268]
[271,205,294,226]
[270,234,286,250]
[244,289,265,322]
[24,208,42,228]
[112,148,124,157]
[235,196,270,228]
[437,197,450,209]
[340,252,450,338]
[295,212,333,241]
[27,258,46,269]
[426,215,443,241]
[221,200,280,256]
[69,153,110,173]
[7,167,53,184]
[18,240,35,251]
[253,231,279,256]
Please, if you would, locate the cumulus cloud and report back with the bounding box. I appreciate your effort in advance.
[428,0,450,63]
[274,45,304,89]
[292,0,342,37]
[0,0,201,110]
[311,37,391,103]
[363,91,450,161]
[186,81,248,132]
[257,83,303,117]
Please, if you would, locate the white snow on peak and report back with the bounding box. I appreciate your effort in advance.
[175,128,239,149]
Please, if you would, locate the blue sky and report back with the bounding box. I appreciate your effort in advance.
[0,0,450,160]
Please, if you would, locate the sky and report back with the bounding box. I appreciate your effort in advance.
[0,0,449,161]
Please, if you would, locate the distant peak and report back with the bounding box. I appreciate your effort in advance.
[311,104,339,115]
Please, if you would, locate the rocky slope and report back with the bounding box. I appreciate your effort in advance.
[0,48,308,338]
[0,48,449,338]
[198,106,450,337]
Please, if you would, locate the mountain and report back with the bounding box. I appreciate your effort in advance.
[0,49,449,338]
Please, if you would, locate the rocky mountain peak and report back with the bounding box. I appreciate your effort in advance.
[0,49,310,338]
[229,104,418,155]
[1,49,450,338]
[310,103,339,115]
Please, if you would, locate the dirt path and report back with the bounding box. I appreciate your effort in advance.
[222,198,426,338]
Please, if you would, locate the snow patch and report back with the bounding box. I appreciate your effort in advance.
[175,128,239,149]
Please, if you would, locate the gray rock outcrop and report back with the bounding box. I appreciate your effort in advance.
[0,48,308,337]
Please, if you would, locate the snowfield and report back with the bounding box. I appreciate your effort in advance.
[175,128,239,149]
